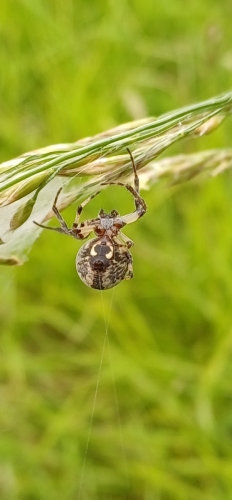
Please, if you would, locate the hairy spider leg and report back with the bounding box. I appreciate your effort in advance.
[33,187,71,234]
[33,220,70,234]
[33,188,101,237]
[101,178,146,209]
[113,231,134,248]
[72,190,101,229]
[126,147,139,194]
[101,151,147,224]
[51,187,69,231]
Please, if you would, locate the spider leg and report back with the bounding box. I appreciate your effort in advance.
[33,219,96,240]
[101,180,146,214]
[33,188,102,240]
[71,220,98,240]
[51,188,70,232]
[101,149,147,224]
[126,147,139,194]
[113,231,134,248]
[72,190,101,229]
[53,188,101,239]
[33,220,70,235]
[33,188,71,235]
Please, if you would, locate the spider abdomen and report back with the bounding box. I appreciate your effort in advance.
[76,237,133,290]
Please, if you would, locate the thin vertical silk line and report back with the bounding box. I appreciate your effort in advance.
[77,298,109,500]
[106,334,130,496]
[101,286,130,497]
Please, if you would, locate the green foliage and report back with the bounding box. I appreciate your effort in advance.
[1,100,230,264]
[1,1,232,499]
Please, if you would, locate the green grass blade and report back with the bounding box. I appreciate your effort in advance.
[0,91,231,265]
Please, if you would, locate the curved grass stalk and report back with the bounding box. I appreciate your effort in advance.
[0,91,232,265]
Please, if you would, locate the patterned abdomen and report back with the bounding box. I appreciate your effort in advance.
[76,237,133,290]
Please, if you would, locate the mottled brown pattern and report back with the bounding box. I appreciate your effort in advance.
[76,238,133,290]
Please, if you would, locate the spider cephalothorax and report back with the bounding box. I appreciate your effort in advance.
[33,149,147,290]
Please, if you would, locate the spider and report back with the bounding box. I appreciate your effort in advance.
[33,149,147,290]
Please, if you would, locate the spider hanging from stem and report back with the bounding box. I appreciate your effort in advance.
[33,148,147,290]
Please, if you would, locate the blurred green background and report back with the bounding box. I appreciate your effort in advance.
[1,1,232,499]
